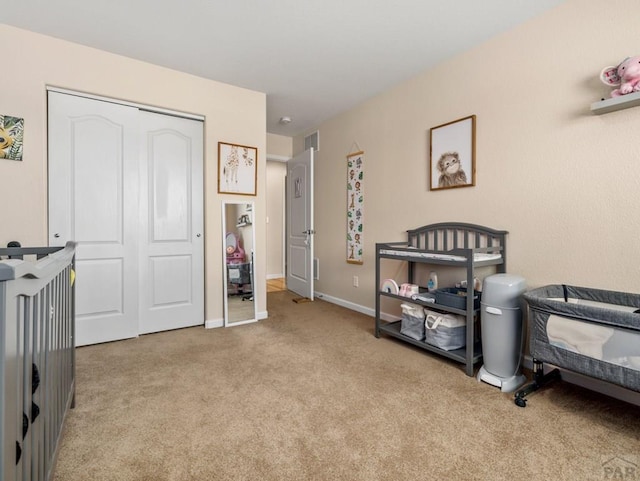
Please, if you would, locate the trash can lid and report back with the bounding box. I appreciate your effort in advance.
[482,274,526,308]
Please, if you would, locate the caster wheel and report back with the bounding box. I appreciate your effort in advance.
[514,397,527,408]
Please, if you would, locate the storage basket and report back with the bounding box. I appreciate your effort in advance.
[424,309,466,350]
[435,287,481,310]
[400,303,426,341]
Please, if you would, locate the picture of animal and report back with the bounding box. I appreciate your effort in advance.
[218,142,258,195]
[223,145,241,188]
[437,151,468,188]
[0,127,14,156]
[0,115,24,161]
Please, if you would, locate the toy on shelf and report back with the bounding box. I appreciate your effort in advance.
[226,232,245,264]
[600,55,640,98]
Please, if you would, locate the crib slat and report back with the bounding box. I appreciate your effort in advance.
[0,243,76,481]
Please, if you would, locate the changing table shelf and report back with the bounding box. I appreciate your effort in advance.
[379,320,483,364]
[375,222,508,376]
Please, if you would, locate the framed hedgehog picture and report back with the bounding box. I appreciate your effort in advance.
[429,115,476,190]
[218,142,258,195]
[0,115,24,161]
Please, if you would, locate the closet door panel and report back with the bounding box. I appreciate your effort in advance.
[72,118,123,243]
[149,255,192,306]
[150,132,191,242]
[48,92,139,346]
[138,111,204,334]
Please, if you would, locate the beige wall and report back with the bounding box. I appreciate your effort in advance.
[266,161,286,277]
[0,24,267,323]
[294,0,640,311]
[265,133,291,278]
[267,133,293,159]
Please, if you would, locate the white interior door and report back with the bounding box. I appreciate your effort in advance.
[48,92,140,345]
[286,148,314,299]
[48,91,205,345]
[138,111,204,334]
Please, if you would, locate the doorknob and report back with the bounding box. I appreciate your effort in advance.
[303,229,315,246]
[54,233,60,238]
[196,233,201,238]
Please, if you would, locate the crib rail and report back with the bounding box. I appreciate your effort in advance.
[407,222,507,255]
[0,242,76,481]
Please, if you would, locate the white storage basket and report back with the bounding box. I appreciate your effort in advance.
[424,309,466,350]
[400,303,426,340]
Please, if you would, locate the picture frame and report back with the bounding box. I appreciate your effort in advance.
[218,142,258,196]
[429,115,476,190]
[0,115,24,161]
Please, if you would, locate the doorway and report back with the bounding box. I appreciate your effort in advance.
[266,159,287,290]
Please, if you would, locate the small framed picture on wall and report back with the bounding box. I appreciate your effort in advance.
[0,115,24,161]
[218,142,258,196]
[429,115,476,190]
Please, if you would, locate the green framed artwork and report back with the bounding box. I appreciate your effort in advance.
[0,115,24,161]
[346,150,364,264]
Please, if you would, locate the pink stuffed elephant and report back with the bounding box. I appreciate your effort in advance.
[600,56,640,97]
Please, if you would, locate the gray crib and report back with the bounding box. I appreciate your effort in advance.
[0,242,76,481]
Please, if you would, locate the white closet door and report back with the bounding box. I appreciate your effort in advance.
[137,111,204,334]
[48,92,140,345]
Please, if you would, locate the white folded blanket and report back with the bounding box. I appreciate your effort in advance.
[379,248,501,262]
[547,314,614,360]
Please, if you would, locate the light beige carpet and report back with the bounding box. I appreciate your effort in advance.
[53,290,640,481]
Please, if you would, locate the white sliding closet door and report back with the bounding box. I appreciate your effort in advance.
[48,91,204,346]
[138,111,204,334]
[48,92,140,345]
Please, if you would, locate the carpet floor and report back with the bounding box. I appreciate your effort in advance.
[53,290,640,481]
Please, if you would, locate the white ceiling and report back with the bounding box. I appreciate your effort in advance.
[4,0,565,137]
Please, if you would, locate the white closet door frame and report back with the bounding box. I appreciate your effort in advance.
[47,87,204,121]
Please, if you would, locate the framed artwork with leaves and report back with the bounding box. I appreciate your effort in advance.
[0,115,24,161]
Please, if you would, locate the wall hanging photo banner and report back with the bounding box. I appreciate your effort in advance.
[0,115,24,161]
[218,142,258,196]
[429,115,476,190]
[346,150,364,265]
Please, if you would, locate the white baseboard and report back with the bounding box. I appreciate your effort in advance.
[205,318,223,329]
[313,291,397,322]
[206,312,268,327]
[314,291,372,316]
[266,274,284,280]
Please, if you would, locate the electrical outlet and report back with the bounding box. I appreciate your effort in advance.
[353,276,359,287]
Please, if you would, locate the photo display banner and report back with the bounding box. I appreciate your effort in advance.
[346,151,364,264]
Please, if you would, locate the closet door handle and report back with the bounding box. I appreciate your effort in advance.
[196,233,201,238]
[54,233,60,238]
